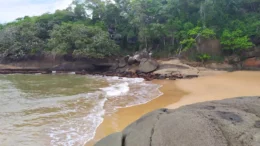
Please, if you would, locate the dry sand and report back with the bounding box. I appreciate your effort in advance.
[167,71,260,109]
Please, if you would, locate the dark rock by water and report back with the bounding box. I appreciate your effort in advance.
[95,97,260,146]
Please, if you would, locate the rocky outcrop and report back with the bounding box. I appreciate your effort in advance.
[225,55,241,64]
[127,49,151,65]
[95,97,260,146]
[242,48,260,58]
[243,57,260,70]
[206,63,235,70]
[138,59,159,73]
[53,62,94,71]
[154,59,199,77]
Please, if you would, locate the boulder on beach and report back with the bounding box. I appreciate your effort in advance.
[127,49,150,65]
[95,96,260,146]
[138,59,159,73]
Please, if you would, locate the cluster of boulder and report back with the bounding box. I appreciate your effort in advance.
[88,49,199,80]
[95,96,260,146]
[114,49,159,73]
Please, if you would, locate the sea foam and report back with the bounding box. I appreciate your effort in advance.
[101,82,130,97]
[47,75,162,146]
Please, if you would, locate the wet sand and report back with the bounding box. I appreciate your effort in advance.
[85,80,186,146]
[86,71,260,146]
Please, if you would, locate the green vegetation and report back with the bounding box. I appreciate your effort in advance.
[0,0,260,61]
[48,23,119,58]
[221,30,254,52]
[197,53,211,63]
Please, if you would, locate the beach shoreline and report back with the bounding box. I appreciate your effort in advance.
[85,79,186,146]
[85,70,227,146]
[87,70,260,146]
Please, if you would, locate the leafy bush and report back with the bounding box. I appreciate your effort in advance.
[210,55,225,63]
[188,27,216,39]
[197,53,211,63]
[180,38,196,51]
[180,27,216,52]
[221,29,254,52]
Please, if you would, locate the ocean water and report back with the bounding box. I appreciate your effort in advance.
[0,74,162,146]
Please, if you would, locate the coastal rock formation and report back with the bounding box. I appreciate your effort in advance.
[127,49,151,65]
[95,97,260,146]
[154,59,199,76]
[243,57,260,70]
[243,47,260,58]
[138,59,159,73]
[226,55,241,64]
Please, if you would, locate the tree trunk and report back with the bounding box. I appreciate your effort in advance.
[164,37,166,46]
[115,18,117,32]
[145,37,148,48]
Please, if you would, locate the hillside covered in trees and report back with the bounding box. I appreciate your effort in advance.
[0,0,260,62]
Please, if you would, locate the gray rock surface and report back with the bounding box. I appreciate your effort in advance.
[95,133,122,146]
[95,97,260,146]
[243,47,260,58]
[225,55,241,64]
[118,58,127,68]
[138,59,159,73]
[127,49,150,65]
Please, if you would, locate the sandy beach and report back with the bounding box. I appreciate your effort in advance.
[86,71,260,146]
[167,71,260,109]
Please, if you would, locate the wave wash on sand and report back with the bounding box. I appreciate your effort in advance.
[0,74,162,146]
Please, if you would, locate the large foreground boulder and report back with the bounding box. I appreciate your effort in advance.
[95,133,123,146]
[95,97,260,146]
[138,59,159,73]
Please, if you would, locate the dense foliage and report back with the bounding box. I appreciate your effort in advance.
[0,0,260,61]
[48,23,119,58]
